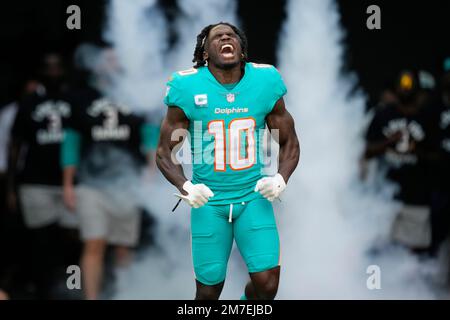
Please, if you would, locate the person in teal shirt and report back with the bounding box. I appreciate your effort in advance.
[157,22,300,300]
[61,85,159,300]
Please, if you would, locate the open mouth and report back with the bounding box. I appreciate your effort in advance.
[220,44,235,59]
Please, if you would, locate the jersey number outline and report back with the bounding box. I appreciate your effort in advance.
[208,117,256,171]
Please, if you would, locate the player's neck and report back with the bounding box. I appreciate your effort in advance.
[208,63,243,85]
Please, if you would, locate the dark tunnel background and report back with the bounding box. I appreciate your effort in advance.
[0,0,449,108]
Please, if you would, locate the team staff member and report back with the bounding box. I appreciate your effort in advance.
[427,60,450,254]
[62,48,157,299]
[7,53,78,299]
[365,71,434,250]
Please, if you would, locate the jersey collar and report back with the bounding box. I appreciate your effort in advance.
[203,62,251,92]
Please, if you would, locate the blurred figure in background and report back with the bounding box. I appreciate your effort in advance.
[364,70,434,251]
[427,58,450,256]
[6,53,80,299]
[378,88,400,110]
[0,81,19,300]
[417,70,437,109]
[62,45,157,300]
[0,79,46,300]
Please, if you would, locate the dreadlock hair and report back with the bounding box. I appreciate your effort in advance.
[192,22,248,69]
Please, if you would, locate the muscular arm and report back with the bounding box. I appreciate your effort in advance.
[156,107,190,193]
[266,97,300,182]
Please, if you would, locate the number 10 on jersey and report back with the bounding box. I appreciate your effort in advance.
[208,117,256,171]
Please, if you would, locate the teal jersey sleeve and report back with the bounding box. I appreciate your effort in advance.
[164,71,194,119]
[140,123,160,152]
[61,128,81,167]
[265,66,287,113]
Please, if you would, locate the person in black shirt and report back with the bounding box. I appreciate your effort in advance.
[427,61,450,255]
[7,53,79,299]
[365,70,434,250]
[62,47,157,300]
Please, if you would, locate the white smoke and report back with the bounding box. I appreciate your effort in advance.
[104,0,168,115]
[168,0,238,71]
[276,0,438,299]
[104,0,443,300]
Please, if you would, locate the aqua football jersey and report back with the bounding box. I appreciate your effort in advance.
[164,62,287,205]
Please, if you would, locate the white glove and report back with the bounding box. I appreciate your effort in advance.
[174,181,214,208]
[254,173,286,202]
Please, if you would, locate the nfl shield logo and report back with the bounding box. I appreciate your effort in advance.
[226,93,235,103]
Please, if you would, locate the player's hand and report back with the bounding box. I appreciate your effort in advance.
[174,181,214,208]
[63,185,76,212]
[254,173,286,202]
